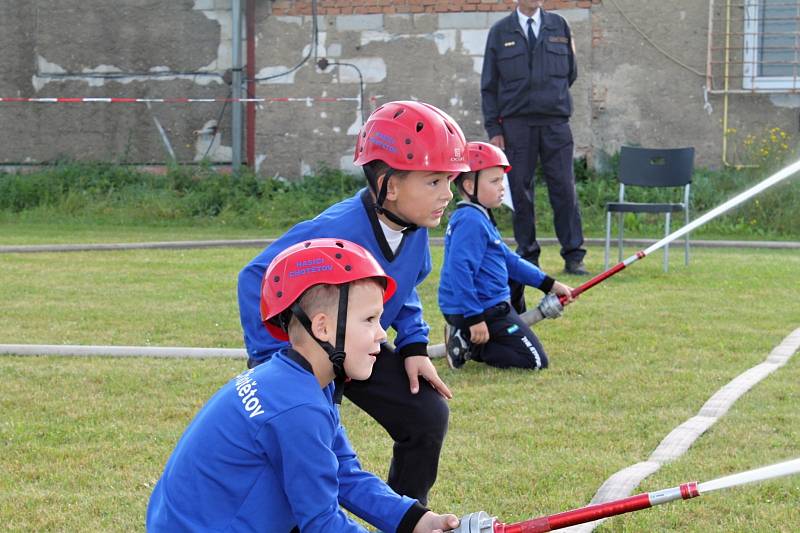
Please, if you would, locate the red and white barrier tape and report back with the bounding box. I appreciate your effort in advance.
[0,96,376,104]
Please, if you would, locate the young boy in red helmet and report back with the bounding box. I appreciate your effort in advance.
[237,101,470,504]
[148,239,460,532]
[439,141,575,369]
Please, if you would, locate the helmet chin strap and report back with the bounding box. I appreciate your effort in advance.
[364,166,419,233]
[289,284,350,404]
[467,170,497,226]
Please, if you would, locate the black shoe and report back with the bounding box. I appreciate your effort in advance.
[563,260,589,276]
[444,324,470,369]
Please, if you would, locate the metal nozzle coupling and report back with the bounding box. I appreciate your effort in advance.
[537,293,564,319]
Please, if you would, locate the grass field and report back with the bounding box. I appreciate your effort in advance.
[1,239,799,531]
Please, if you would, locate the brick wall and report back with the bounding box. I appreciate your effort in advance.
[271,0,600,16]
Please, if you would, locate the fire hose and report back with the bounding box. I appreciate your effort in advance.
[450,457,800,532]
[427,157,800,358]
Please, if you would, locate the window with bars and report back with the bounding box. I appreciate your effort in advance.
[743,0,800,90]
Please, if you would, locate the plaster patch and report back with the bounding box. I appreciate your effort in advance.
[255,154,267,173]
[347,110,365,136]
[302,32,327,58]
[34,3,233,89]
[461,29,490,56]
[360,30,455,55]
[255,66,296,84]
[193,2,234,72]
[340,153,361,175]
[194,119,232,162]
[275,16,303,26]
[769,94,800,108]
[336,58,386,84]
[33,56,224,90]
[327,43,342,58]
[471,57,484,75]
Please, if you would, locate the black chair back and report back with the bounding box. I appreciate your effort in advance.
[619,146,694,187]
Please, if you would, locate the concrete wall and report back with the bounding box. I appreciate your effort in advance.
[1,0,797,175]
[0,0,233,165]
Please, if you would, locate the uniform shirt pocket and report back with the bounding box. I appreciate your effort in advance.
[496,46,528,81]
[544,40,570,78]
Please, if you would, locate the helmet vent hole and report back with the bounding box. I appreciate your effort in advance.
[405,138,412,145]
[335,241,344,248]
[304,242,311,248]
[273,276,280,282]
[445,123,454,134]
[416,121,424,132]
[335,253,342,259]
[277,291,283,298]
[345,265,352,271]
[393,109,405,119]
[407,153,414,160]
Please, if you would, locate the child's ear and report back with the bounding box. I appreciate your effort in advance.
[462,178,475,196]
[310,312,333,343]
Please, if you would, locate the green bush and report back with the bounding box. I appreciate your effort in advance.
[0,159,798,239]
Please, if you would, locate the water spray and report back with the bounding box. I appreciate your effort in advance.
[517,157,800,327]
[450,457,800,532]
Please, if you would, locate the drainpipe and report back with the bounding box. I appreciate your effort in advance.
[231,0,244,171]
[246,0,256,168]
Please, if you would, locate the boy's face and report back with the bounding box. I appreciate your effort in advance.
[466,166,506,209]
[342,281,387,381]
[383,170,455,228]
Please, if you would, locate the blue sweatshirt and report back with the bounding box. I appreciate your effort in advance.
[147,350,427,532]
[239,189,432,365]
[438,202,555,324]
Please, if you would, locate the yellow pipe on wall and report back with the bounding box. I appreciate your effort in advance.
[722,0,758,169]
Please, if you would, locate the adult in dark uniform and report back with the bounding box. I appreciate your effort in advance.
[481,0,588,313]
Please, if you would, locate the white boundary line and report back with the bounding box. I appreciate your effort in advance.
[0,344,246,358]
[561,327,800,532]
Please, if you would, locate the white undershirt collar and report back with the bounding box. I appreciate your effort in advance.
[378,217,404,254]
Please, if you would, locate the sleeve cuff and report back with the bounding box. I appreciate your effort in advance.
[462,312,487,327]
[396,502,429,533]
[397,342,428,359]
[538,275,556,294]
[486,125,503,139]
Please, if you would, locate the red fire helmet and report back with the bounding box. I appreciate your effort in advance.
[260,238,397,341]
[353,100,470,174]
[467,141,511,173]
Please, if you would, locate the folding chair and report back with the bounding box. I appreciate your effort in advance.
[604,146,694,272]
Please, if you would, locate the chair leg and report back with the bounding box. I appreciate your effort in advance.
[617,212,624,263]
[605,211,612,269]
[664,213,671,272]
[684,208,690,266]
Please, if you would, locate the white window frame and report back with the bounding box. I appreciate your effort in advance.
[742,0,800,91]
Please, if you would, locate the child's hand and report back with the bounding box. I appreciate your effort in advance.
[404,356,453,399]
[412,510,459,533]
[469,321,490,344]
[551,281,575,304]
